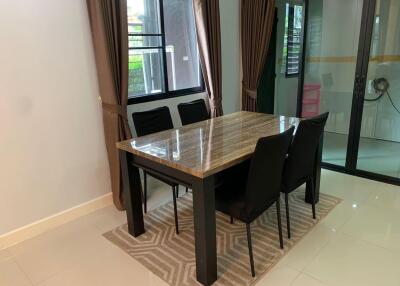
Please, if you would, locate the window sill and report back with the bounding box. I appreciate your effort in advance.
[127,87,206,105]
[285,73,299,79]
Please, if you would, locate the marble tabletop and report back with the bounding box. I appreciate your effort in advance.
[117,111,300,178]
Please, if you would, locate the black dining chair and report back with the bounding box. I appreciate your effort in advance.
[281,112,329,239]
[132,106,181,234]
[177,99,210,126]
[214,126,295,277]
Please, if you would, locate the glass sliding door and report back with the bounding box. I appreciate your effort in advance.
[356,0,400,179]
[303,0,365,166]
[274,0,305,117]
[292,0,400,184]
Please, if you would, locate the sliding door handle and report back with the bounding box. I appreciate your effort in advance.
[354,75,361,97]
[359,76,367,101]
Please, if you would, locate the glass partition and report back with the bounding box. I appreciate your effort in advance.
[303,0,364,166]
[357,0,400,178]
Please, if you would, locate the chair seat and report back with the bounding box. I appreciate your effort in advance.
[215,168,275,224]
[144,170,179,187]
[215,160,274,223]
[281,175,311,194]
[215,185,247,220]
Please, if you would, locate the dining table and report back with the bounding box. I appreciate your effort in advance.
[116,111,323,286]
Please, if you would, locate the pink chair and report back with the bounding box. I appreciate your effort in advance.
[302,84,321,118]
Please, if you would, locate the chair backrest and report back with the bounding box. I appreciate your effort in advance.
[283,112,329,190]
[177,99,210,126]
[132,106,174,137]
[244,126,295,214]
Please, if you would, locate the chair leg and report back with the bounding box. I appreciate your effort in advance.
[176,185,179,198]
[285,193,291,239]
[309,179,316,219]
[172,186,179,234]
[230,216,234,224]
[246,223,255,277]
[186,187,188,193]
[143,171,147,214]
[276,199,284,249]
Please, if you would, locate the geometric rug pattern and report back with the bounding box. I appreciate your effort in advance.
[104,190,341,286]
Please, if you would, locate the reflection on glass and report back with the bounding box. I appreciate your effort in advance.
[173,130,181,160]
[357,0,400,179]
[131,142,167,158]
[280,120,286,133]
[304,0,363,166]
[128,49,165,96]
[127,0,202,97]
[127,0,161,34]
[199,129,203,165]
[127,0,163,97]
[129,35,162,48]
[163,0,201,91]
[274,1,304,117]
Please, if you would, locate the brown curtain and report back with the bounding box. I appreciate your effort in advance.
[241,0,276,112]
[87,0,131,210]
[193,0,223,117]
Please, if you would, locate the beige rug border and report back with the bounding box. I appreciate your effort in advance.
[104,192,342,286]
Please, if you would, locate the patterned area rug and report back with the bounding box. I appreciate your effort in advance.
[104,190,341,286]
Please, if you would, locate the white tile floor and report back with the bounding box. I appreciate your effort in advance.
[2,170,400,286]
[323,132,400,178]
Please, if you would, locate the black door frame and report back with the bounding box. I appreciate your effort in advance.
[296,0,309,117]
[346,0,376,171]
[297,0,400,186]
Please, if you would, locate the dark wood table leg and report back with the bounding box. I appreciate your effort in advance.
[192,176,217,286]
[306,133,324,204]
[120,150,145,237]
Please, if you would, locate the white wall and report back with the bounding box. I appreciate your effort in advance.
[0,0,242,235]
[220,0,241,114]
[0,0,111,235]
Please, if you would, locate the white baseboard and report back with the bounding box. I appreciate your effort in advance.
[0,193,113,250]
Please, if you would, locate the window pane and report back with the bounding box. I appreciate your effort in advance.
[286,5,302,75]
[163,0,201,91]
[281,3,290,74]
[127,0,161,34]
[128,49,165,97]
[129,35,162,48]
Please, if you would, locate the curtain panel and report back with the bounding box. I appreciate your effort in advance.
[86,0,132,210]
[193,0,223,117]
[241,0,276,112]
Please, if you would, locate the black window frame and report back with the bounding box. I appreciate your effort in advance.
[128,0,205,105]
[285,4,303,78]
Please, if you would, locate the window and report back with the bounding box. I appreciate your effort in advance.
[281,3,303,77]
[127,0,204,104]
